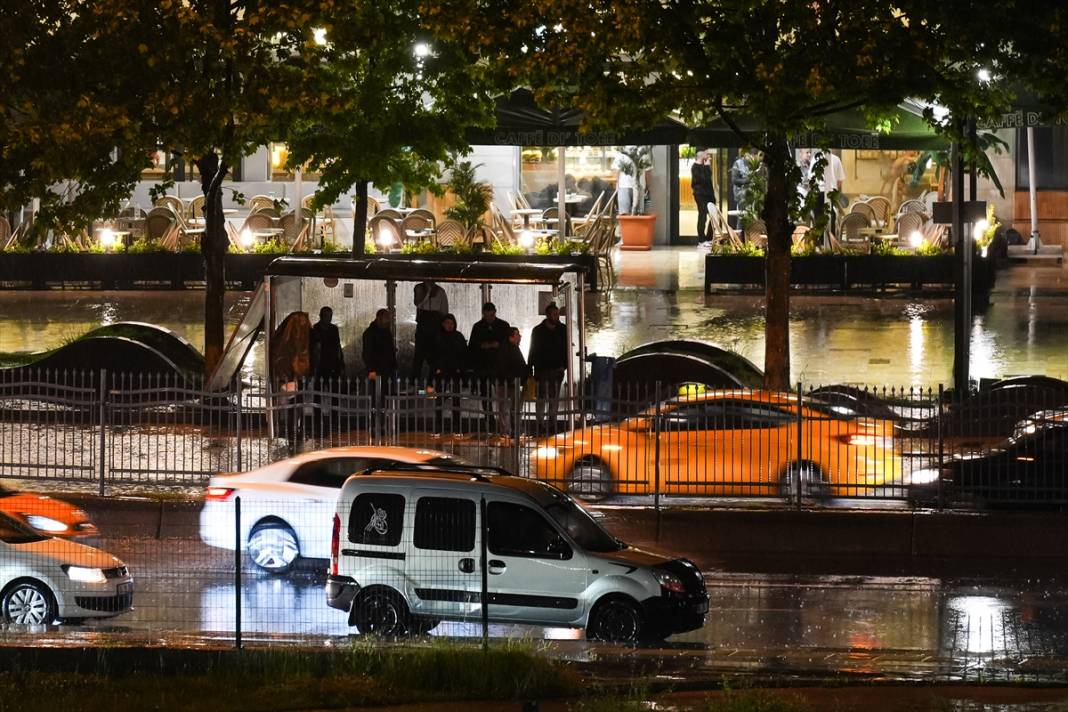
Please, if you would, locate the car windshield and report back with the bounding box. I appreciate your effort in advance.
[0,512,47,544]
[542,496,624,553]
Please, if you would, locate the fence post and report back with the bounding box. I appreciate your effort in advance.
[97,368,107,497]
[235,495,242,650]
[937,383,945,511]
[653,381,662,514]
[479,495,489,652]
[235,376,243,472]
[795,381,804,510]
[513,378,522,474]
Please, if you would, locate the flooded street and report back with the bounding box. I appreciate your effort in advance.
[0,250,1066,386]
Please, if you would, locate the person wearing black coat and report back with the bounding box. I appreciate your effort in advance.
[468,302,511,432]
[691,150,717,241]
[528,302,568,434]
[361,309,397,379]
[431,313,468,434]
[494,327,529,438]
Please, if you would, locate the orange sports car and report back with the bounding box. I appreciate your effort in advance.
[0,483,98,539]
[529,390,902,499]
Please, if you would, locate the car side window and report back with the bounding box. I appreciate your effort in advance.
[719,401,795,429]
[663,403,729,430]
[487,501,572,560]
[348,492,404,546]
[414,497,475,552]
[290,458,375,488]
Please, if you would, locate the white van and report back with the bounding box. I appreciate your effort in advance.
[326,466,708,642]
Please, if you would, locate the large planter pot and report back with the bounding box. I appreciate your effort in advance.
[618,214,657,251]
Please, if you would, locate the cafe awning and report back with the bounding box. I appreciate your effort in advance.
[466,89,689,147]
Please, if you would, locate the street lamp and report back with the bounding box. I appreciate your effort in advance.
[98,228,117,250]
[240,227,255,250]
[909,230,924,249]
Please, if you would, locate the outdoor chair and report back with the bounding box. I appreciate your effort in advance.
[866,196,892,227]
[368,214,403,251]
[154,195,184,216]
[541,207,573,237]
[838,212,871,252]
[144,207,178,247]
[0,217,12,250]
[850,201,877,224]
[187,195,205,220]
[375,208,404,221]
[401,214,434,244]
[743,219,768,247]
[250,206,280,219]
[897,199,927,217]
[248,195,276,213]
[572,191,606,229]
[241,212,275,233]
[894,211,926,248]
[408,209,436,226]
[279,208,314,251]
[791,225,812,246]
[491,205,519,246]
[434,219,467,248]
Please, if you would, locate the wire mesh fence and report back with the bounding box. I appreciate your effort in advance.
[0,369,1065,507]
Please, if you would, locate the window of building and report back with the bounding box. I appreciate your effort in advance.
[519,145,619,216]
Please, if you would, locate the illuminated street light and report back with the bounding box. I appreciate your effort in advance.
[312,28,328,46]
[413,42,431,58]
[977,67,992,83]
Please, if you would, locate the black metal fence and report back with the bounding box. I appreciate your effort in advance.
[0,368,1066,507]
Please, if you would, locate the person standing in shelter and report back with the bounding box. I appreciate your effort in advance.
[691,150,717,242]
[528,302,568,435]
[412,279,449,379]
[362,308,397,437]
[310,306,345,380]
[468,302,511,434]
[431,313,468,435]
[494,327,529,440]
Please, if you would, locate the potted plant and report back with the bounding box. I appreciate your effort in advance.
[616,146,657,251]
[445,160,494,247]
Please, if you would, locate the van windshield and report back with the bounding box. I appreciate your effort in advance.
[543,498,624,553]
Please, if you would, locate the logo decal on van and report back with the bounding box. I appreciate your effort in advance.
[364,503,389,537]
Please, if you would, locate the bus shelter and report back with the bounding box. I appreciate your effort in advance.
[256,257,588,397]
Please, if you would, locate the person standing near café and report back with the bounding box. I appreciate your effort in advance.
[812,148,846,240]
[412,279,448,379]
[494,327,529,440]
[528,302,568,435]
[468,302,511,433]
[431,313,468,435]
[691,150,716,241]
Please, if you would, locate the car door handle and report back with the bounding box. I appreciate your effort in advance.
[488,560,507,575]
[458,558,475,573]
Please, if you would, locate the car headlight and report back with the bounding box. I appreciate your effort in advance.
[533,446,559,458]
[909,468,940,485]
[63,565,107,584]
[25,514,69,533]
[653,569,687,594]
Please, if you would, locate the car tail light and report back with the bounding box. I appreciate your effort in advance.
[205,486,236,501]
[330,512,341,577]
[841,434,890,448]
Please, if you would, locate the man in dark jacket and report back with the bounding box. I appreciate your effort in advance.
[691,150,716,241]
[361,308,397,380]
[494,327,529,438]
[528,302,568,434]
[310,306,345,379]
[468,302,511,432]
[412,280,449,378]
[431,313,467,434]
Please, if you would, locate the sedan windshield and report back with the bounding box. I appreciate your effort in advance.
[0,512,47,544]
[543,497,624,553]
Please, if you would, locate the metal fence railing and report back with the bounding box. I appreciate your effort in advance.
[0,368,1066,507]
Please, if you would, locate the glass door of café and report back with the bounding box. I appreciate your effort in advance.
[676,145,729,244]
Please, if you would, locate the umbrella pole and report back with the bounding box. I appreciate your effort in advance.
[1026,127,1040,254]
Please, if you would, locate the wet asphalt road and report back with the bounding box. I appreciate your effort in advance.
[4,498,1068,682]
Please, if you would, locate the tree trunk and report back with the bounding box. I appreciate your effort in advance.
[352,180,369,257]
[198,151,230,378]
[761,137,793,390]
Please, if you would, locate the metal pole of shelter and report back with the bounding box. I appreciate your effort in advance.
[563,281,574,416]
[1027,126,1041,253]
[576,273,586,406]
[293,168,303,242]
[264,276,275,440]
[557,146,567,237]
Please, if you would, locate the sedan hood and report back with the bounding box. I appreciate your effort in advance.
[11,537,124,569]
[590,545,675,570]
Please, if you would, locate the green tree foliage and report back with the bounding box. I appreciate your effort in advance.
[444,161,493,232]
[450,0,1059,387]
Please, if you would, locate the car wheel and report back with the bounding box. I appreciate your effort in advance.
[587,596,644,643]
[779,461,828,500]
[568,460,613,501]
[352,589,411,636]
[2,581,56,626]
[248,522,300,574]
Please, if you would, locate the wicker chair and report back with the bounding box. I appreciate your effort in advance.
[154,195,184,215]
[897,199,928,217]
[838,212,871,251]
[541,207,573,237]
[894,212,927,248]
[850,201,877,224]
[187,195,205,220]
[351,195,380,217]
[866,196,892,227]
[368,214,403,250]
[407,208,436,226]
[743,219,767,247]
[791,224,812,246]
[248,195,276,213]
[434,219,467,248]
[401,213,434,243]
[279,208,314,250]
[144,207,177,246]
[241,212,275,233]
[375,208,403,221]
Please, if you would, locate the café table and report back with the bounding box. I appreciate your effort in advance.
[511,208,543,228]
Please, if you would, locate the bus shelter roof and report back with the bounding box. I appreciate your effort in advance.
[266,256,586,285]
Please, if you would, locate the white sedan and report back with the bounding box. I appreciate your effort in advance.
[0,512,134,626]
[199,446,469,573]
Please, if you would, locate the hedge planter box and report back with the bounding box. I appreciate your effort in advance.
[0,251,601,291]
[705,253,994,296]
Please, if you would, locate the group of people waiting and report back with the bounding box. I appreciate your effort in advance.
[309,280,569,439]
